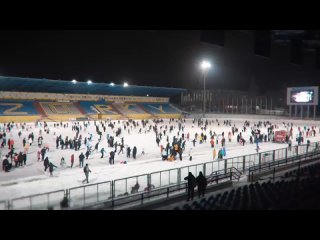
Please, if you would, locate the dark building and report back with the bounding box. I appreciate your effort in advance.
[180,30,320,117]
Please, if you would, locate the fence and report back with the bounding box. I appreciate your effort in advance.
[9,189,65,210]
[68,181,112,208]
[113,174,148,197]
[68,141,320,209]
[3,141,320,210]
[73,167,241,210]
[0,200,7,210]
[248,149,320,182]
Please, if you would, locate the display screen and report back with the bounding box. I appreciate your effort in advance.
[290,90,314,103]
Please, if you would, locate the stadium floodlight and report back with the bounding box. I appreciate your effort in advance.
[72,79,77,84]
[200,61,211,70]
[146,94,149,97]
[200,60,211,118]
[123,82,129,87]
[87,80,92,85]
[110,82,115,86]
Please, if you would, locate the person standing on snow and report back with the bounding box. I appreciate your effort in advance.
[49,162,57,176]
[127,146,131,158]
[100,147,107,158]
[109,151,115,165]
[60,157,66,167]
[82,163,91,184]
[44,157,50,171]
[70,154,74,168]
[79,152,85,167]
[132,146,137,159]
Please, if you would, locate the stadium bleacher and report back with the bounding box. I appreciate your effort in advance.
[0,76,186,122]
[173,162,320,210]
[0,100,183,122]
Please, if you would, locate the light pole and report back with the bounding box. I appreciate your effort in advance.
[200,60,211,118]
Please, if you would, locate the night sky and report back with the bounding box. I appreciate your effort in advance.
[0,30,318,92]
[0,30,202,89]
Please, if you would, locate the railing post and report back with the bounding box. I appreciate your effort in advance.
[224,159,227,174]
[243,156,245,173]
[273,150,275,162]
[177,169,181,184]
[141,194,144,204]
[167,187,169,198]
[259,153,261,172]
[230,168,232,181]
[147,174,151,188]
[203,164,206,177]
[285,148,288,164]
[66,189,69,202]
[111,181,115,199]
[97,184,99,202]
[47,193,50,209]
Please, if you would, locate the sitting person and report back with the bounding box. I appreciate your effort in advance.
[2,158,11,172]
[131,182,140,194]
[144,184,155,192]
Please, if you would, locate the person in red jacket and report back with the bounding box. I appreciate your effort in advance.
[70,154,74,168]
[14,153,19,167]
[10,139,14,149]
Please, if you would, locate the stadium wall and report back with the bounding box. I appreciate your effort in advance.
[0,91,169,103]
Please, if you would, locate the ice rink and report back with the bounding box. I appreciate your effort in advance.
[1,114,319,204]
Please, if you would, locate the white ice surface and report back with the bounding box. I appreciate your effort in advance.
[0,114,319,203]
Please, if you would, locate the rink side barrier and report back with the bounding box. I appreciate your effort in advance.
[68,180,112,208]
[71,168,240,210]
[0,200,7,210]
[8,189,66,210]
[0,115,41,123]
[3,141,320,210]
[248,150,320,182]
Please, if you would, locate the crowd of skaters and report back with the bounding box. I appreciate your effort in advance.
[1,118,320,188]
[0,119,147,177]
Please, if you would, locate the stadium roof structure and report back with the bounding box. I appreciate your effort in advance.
[0,76,186,97]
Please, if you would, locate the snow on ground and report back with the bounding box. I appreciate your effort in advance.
[0,114,319,202]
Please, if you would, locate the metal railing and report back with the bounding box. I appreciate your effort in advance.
[248,148,320,182]
[68,180,112,208]
[73,166,241,210]
[3,141,320,210]
[0,200,7,210]
[9,189,66,210]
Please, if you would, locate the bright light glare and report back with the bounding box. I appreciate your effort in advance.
[87,80,92,85]
[200,61,211,70]
[72,79,77,84]
[110,82,115,86]
[123,82,128,87]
